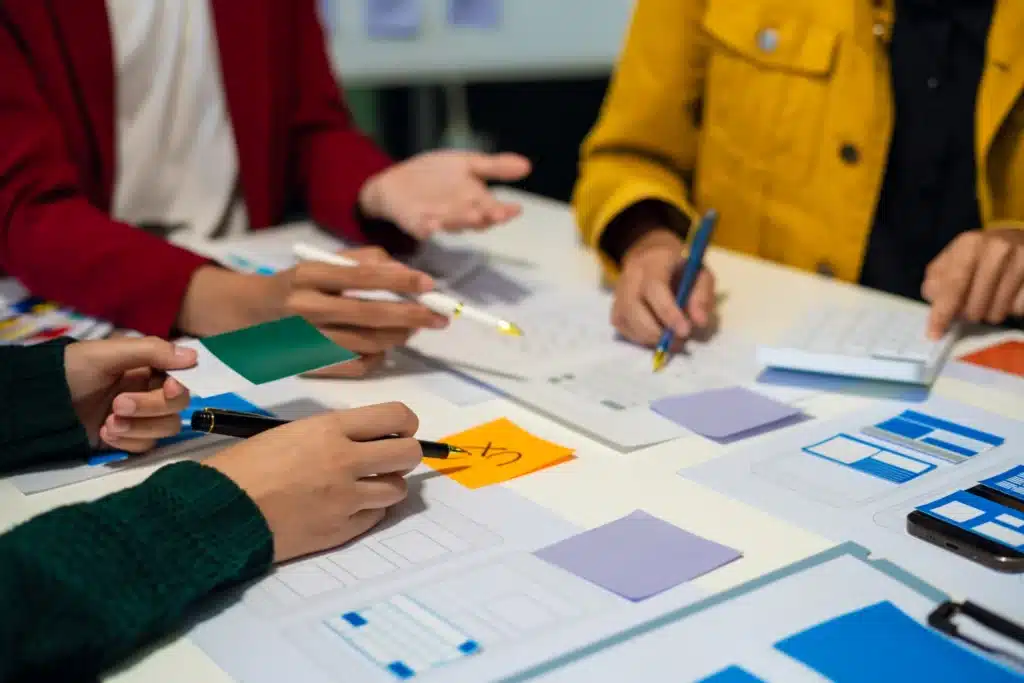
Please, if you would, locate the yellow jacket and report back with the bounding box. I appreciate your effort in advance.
[573,0,1024,281]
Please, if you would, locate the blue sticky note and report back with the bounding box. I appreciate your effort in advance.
[366,0,423,39]
[447,0,501,28]
[87,393,269,466]
[698,666,767,683]
[776,601,1021,682]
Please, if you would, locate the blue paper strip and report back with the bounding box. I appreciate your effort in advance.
[776,601,1020,683]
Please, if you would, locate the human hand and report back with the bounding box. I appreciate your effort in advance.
[272,246,450,377]
[178,249,449,378]
[64,337,197,451]
[922,227,1024,339]
[206,402,423,562]
[358,150,532,239]
[612,230,716,347]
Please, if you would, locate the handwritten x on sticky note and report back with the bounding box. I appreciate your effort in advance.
[430,418,575,488]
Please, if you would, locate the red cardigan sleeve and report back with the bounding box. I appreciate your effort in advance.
[0,24,208,337]
[290,2,396,243]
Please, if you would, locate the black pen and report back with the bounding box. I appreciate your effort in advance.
[190,408,466,459]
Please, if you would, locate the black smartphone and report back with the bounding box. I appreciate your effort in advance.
[907,485,1024,573]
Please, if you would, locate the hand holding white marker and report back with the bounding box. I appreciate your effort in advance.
[292,243,522,336]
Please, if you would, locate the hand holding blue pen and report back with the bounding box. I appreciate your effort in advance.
[652,209,719,371]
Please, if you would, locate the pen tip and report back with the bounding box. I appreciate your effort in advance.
[652,350,667,373]
[448,445,468,454]
[500,321,524,337]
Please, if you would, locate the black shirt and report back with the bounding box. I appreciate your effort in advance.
[859,0,996,299]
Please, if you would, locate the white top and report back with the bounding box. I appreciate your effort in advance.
[106,0,248,239]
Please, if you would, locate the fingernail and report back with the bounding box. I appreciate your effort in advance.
[108,417,130,434]
[113,396,137,416]
[164,380,183,399]
[431,316,449,329]
[174,345,196,360]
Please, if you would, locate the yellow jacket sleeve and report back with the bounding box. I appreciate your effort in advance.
[572,0,708,275]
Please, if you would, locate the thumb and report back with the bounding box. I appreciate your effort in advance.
[87,336,198,376]
[467,152,532,181]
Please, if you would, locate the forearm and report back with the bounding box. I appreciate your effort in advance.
[175,266,283,338]
[0,461,273,682]
[0,340,90,473]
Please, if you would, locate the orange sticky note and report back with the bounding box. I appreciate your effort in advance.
[959,340,1024,378]
[429,418,575,489]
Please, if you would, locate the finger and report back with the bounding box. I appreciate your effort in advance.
[104,413,183,440]
[962,239,1011,323]
[82,336,198,377]
[342,246,390,265]
[610,272,660,346]
[341,508,387,543]
[292,261,434,296]
[112,384,190,418]
[1014,286,1024,318]
[337,402,420,442]
[466,152,532,181]
[302,353,387,379]
[643,279,691,338]
[288,289,448,330]
[986,249,1024,324]
[354,473,410,509]
[99,430,158,454]
[352,438,424,478]
[318,326,416,356]
[686,269,716,328]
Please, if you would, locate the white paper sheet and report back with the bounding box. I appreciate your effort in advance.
[409,289,772,448]
[190,476,712,683]
[683,395,1024,609]
[495,545,961,683]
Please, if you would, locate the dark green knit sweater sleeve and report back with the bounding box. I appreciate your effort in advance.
[0,340,91,471]
[0,461,274,683]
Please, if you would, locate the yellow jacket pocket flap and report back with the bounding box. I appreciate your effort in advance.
[702,3,840,76]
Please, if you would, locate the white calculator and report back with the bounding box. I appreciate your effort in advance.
[757,306,960,385]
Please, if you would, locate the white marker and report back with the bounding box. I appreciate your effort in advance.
[292,243,523,337]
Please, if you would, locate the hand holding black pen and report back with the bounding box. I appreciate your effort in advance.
[191,408,465,459]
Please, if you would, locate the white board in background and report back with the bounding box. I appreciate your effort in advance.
[325,0,636,85]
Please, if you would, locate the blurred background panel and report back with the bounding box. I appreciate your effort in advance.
[321,0,633,202]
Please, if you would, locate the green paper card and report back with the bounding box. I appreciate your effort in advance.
[169,316,357,397]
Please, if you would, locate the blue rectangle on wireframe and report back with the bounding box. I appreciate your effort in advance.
[851,458,919,484]
[921,436,976,457]
[342,611,367,627]
[387,661,415,679]
[698,665,767,682]
[898,410,1004,446]
[981,466,1024,503]
[775,601,1020,683]
[875,417,932,439]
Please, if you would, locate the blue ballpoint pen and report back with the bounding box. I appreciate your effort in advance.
[652,209,719,372]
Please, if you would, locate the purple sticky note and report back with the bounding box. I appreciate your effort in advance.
[650,386,803,441]
[534,511,741,601]
[366,0,423,39]
[447,0,501,28]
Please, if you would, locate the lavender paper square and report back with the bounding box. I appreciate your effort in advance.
[651,386,803,440]
[534,511,741,601]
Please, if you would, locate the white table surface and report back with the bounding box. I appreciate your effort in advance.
[2,188,1021,682]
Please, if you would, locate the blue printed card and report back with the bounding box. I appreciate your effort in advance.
[87,393,270,466]
[918,489,1024,552]
[980,465,1024,505]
